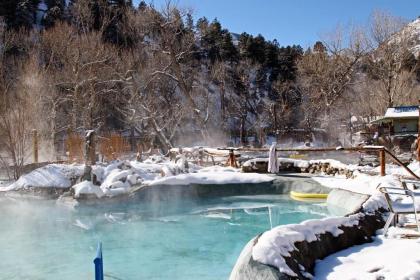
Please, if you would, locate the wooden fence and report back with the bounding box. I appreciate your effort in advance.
[218,146,420,180]
[65,133,134,163]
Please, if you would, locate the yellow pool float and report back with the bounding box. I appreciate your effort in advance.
[290,191,329,201]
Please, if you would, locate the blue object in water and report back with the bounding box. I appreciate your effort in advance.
[93,242,103,280]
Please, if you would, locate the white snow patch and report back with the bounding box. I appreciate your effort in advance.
[197,165,240,173]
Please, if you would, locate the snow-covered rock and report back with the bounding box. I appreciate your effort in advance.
[92,166,105,182]
[127,174,139,185]
[72,180,104,198]
[2,164,84,191]
[100,169,132,189]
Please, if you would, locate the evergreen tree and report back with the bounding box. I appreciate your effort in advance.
[138,1,147,11]
[1,0,40,29]
[196,17,209,35]
[313,41,327,53]
[42,0,65,27]
[185,12,194,31]
[201,19,224,62]
[220,31,238,62]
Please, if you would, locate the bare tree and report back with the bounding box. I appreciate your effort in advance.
[0,27,36,178]
[40,23,120,133]
[297,25,369,140]
[143,3,211,140]
[364,10,419,111]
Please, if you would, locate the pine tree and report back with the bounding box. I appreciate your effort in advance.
[196,17,209,35]
[104,1,135,47]
[313,41,327,53]
[42,0,65,27]
[201,19,224,62]
[220,31,238,62]
[138,1,147,11]
[1,0,40,29]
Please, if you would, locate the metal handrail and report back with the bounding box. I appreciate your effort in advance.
[377,185,420,235]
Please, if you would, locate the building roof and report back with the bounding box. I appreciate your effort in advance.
[384,106,419,119]
[371,105,419,124]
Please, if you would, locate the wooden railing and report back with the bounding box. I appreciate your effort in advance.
[218,146,420,180]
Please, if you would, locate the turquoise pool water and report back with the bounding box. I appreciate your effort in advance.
[0,194,329,280]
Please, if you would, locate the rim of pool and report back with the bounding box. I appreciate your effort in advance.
[0,194,331,279]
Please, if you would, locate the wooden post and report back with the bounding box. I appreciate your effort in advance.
[83,130,96,181]
[417,100,420,161]
[136,145,142,162]
[32,129,38,164]
[228,149,238,168]
[198,147,204,166]
[379,149,386,176]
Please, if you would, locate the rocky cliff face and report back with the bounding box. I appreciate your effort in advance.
[389,17,420,58]
[402,18,420,58]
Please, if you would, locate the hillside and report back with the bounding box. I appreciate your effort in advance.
[0,3,418,163]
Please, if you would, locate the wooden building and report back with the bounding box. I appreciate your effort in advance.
[372,106,419,136]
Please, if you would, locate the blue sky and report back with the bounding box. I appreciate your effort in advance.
[136,0,419,48]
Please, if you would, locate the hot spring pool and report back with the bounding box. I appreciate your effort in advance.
[0,194,329,279]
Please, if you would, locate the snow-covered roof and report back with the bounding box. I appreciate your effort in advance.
[384,106,419,119]
[371,106,419,124]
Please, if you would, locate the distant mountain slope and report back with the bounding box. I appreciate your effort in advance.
[392,17,420,57]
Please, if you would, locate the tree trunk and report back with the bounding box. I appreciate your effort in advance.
[149,119,173,150]
[240,116,246,146]
[220,82,226,131]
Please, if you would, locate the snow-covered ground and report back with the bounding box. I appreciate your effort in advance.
[310,164,420,280]
[314,228,420,280]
